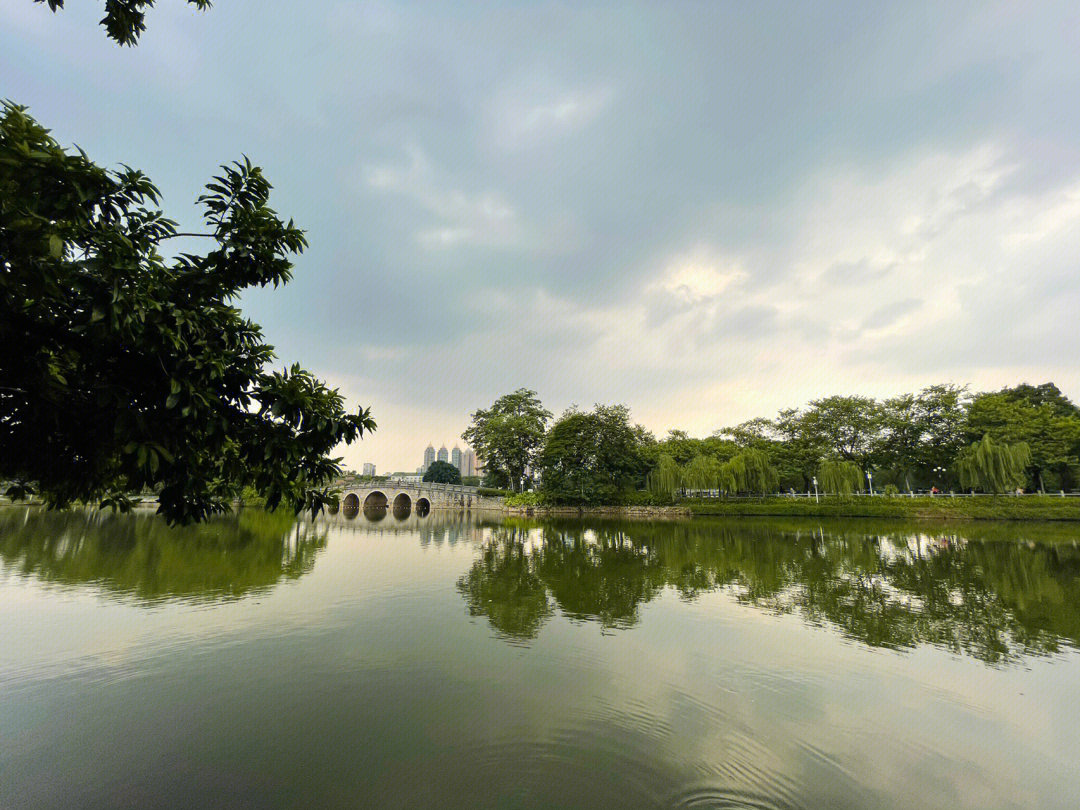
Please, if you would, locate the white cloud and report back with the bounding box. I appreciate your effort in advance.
[489,83,614,149]
[363,144,525,250]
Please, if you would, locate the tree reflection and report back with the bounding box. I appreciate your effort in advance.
[457,518,1080,663]
[0,507,326,603]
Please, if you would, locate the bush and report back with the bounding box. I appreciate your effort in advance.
[477,487,513,498]
[618,490,675,507]
[883,484,900,496]
[504,491,545,507]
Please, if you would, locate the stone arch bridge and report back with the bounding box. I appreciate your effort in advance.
[338,482,502,515]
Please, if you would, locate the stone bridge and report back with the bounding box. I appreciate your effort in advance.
[338,482,502,515]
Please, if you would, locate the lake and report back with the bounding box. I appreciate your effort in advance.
[2,506,1079,809]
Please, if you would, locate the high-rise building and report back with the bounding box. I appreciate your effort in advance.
[451,446,462,471]
[362,462,376,477]
[423,444,436,472]
[462,449,477,477]
[437,445,449,464]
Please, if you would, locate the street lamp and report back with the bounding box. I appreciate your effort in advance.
[866,470,874,495]
[932,466,946,495]
[812,476,819,504]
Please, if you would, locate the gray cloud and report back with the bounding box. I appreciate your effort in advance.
[4,0,1079,471]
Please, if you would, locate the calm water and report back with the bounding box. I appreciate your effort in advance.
[3,507,1080,809]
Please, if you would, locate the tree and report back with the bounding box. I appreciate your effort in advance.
[800,395,885,469]
[462,389,551,492]
[0,104,374,523]
[683,454,719,492]
[35,0,212,46]
[880,385,968,491]
[955,435,1031,494]
[723,448,778,495]
[818,459,863,497]
[538,405,649,505]
[647,454,682,498]
[423,460,461,485]
[966,386,1080,491]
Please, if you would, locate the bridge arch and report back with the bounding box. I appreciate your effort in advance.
[342,493,360,510]
[392,492,412,510]
[416,497,431,516]
[363,491,389,509]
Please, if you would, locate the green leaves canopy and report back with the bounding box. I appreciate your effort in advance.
[538,405,650,505]
[423,460,461,485]
[818,459,863,497]
[0,103,374,523]
[955,435,1031,494]
[462,389,551,492]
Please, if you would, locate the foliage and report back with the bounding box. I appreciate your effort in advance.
[955,435,1032,494]
[647,454,682,498]
[422,460,461,485]
[882,483,900,496]
[0,104,374,523]
[799,395,884,468]
[462,389,551,493]
[722,448,778,495]
[538,404,650,505]
[35,0,213,46]
[476,487,513,498]
[965,386,1080,492]
[683,454,719,492]
[504,491,545,507]
[818,459,864,497]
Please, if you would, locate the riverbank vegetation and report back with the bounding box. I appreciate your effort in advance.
[464,382,1080,508]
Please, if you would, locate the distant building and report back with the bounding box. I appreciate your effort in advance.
[462,449,477,477]
[451,446,462,471]
[390,472,422,484]
[437,445,449,464]
[362,462,376,477]
[423,444,436,472]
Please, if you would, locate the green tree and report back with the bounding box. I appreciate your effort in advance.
[538,405,649,505]
[966,385,1080,491]
[800,395,885,469]
[683,454,720,492]
[35,0,212,46]
[462,389,551,492]
[647,454,682,498]
[0,105,374,523]
[955,435,1031,494]
[880,385,967,491]
[422,460,461,485]
[818,459,863,497]
[722,448,779,495]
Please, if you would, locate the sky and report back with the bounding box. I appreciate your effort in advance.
[4,1,1079,473]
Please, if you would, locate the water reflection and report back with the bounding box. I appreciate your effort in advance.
[458,519,1080,663]
[0,506,326,603]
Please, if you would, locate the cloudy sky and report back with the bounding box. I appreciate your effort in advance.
[4,1,1079,472]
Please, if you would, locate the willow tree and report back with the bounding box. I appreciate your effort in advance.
[647,454,682,498]
[818,459,863,497]
[720,449,777,495]
[683,454,719,493]
[954,435,1031,493]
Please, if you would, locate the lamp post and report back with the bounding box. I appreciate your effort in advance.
[932,466,945,495]
[866,470,874,495]
[812,476,819,503]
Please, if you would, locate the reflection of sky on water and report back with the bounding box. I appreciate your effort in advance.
[3,508,1080,808]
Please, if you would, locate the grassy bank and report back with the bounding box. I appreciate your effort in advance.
[685,495,1080,521]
